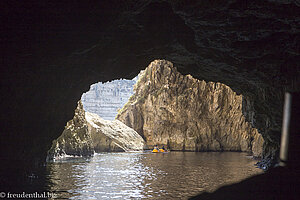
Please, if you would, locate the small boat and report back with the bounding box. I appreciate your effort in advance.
[152,149,159,153]
[152,149,168,153]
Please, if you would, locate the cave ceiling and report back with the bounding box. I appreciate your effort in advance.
[3,0,299,90]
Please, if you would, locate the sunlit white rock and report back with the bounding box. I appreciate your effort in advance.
[85,112,145,152]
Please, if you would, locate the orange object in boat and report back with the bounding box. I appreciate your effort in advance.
[152,149,158,153]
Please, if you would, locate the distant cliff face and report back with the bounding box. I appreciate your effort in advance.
[47,101,144,161]
[117,60,264,156]
[81,78,137,120]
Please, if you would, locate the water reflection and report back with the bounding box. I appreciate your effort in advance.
[47,157,92,199]
[47,152,262,199]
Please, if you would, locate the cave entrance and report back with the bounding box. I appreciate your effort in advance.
[46,60,265,199]
[49,60,264,160]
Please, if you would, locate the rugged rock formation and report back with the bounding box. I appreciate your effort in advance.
[81,78,137,120]
[86,112,145,152]
[46,101,94,161]
[47,101,144,161]
[117,60,264,156]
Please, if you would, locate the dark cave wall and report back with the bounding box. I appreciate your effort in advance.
[0,0,299,189]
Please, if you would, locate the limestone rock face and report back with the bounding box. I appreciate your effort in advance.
[46,101,94,161]
[47,101,145,161]
[86,112,145,152]
[81,78,137,120]
[117,60,264,156]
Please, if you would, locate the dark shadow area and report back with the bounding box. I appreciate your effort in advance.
[190,166,300,200]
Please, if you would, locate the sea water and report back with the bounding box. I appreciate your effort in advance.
[46,152,262,199]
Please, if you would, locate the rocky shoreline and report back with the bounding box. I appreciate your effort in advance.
[254,157,278,171]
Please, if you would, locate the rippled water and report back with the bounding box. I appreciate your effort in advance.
[46,152,262,199]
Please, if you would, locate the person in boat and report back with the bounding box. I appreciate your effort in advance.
[158,145,166,152]
[152,145,159,152]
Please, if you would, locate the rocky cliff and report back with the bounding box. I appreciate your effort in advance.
[117,60,264,157]
[47,101,144,161]
[46,101,94,161]
[81,78,137,120]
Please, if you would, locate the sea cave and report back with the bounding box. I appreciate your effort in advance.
[0,1,299,199]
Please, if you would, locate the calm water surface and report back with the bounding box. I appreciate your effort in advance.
[46,152,262,199]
